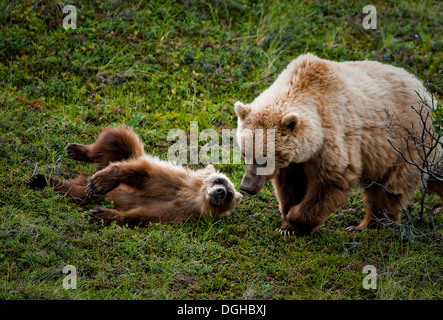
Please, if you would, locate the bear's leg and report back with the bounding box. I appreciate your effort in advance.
[428,179,443,199]
[363,183,407,230]
[271,162,307,215]
[86,158,150,196]
[87,202,191,227]
[347,180,410,232]
[428,178,443,213]
[349,165,421,231]
[279,180,349,235]
[27,173,103,205]
[87,207,132,226]
[66,127,145,170]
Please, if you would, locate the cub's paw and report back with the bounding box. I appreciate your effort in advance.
[27,174,47,189]
[86,172,119,197]
[85,207,120,225]
[66,143,93,162]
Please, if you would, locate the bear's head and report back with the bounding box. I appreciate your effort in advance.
[234,99,323,195]
[200,165,243,216]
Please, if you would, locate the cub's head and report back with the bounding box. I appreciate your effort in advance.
[234,100,323,195]
[200,165,242,217]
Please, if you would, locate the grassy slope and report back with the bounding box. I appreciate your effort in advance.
[0,0,442,299]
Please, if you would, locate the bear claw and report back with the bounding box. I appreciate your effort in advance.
[86,178,108,197]
[86,174,120,198]
[83,210,94,219]
[345,226,362,232]
[85,208,100,215]
[84,207,105,222]
[276,228,295,236]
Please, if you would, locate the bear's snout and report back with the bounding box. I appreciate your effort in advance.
[214,187,226,199]
[240,185,256,195]
[240,165,269,195]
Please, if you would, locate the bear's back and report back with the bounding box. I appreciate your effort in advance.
[338,60,430,111]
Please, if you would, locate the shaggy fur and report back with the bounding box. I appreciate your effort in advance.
[235,53,442,235]
[28,127,242,227]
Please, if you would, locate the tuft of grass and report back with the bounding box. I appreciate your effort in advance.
[0,0,442,300]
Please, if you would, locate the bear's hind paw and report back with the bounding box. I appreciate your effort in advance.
[27,174,48,189]
[345,225,363,232]
[85,207,120,225]
[66,143,93,162]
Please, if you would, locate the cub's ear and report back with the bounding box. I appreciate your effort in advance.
[234,101,251,121]
[282,113,300,131]
[235,192,243,204]
[205,164,216,172]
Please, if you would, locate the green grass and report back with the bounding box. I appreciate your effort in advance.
[0,0,442,300]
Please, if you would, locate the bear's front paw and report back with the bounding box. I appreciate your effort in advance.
[275,227,296,237]
[277,219,315,237]
[27,174,47,189]
[86,172,119,197]
[276,219,299,236]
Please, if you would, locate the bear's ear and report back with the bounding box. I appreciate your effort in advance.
[282,113,300,131]
[205,164,216,173]
[234,101,251,121]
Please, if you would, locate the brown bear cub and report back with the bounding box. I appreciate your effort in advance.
[27,126,242,227]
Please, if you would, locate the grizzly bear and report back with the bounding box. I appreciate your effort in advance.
[27,126,242,226]
[235,53,442,235]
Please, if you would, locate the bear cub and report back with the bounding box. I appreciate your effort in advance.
[28,126,242,227]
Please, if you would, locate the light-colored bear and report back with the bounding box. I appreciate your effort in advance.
[235,53,442,235]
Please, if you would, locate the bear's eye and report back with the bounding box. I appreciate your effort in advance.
[214,178,222,184]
